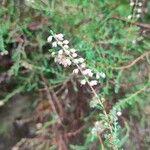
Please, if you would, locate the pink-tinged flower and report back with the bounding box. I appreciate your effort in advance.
[82,69,93,77]
[64,49,70,55]
[63,40,69,45]
[55,54,71,67]
[82,69,88,75]
[55,33,64,41]
[72,53,78,58]
[65,58,72,66]
[89,80,98,86]
[64,45,69,49]
[73,68,79,74]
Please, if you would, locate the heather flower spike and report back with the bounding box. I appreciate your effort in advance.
[128,0,143,20]
[47,32,106,86]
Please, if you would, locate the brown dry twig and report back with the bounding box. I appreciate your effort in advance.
[40,74,63,124]
[115,51,150,70]
[111,16,150,29]
[66,126,85,137]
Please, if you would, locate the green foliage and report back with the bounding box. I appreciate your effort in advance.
[1,0,150,149]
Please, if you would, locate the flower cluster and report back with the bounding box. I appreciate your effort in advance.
[0,51,8,56]
[91,121,104,135]
[127,0,144,45]
[128,0,143,19]
[47,33,106,86]
[90,96,105,108]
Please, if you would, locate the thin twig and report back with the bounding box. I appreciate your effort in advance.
[98,134,105,150]
[40,74,62,124]
[115,51,150,70]
[111,16,150,29]
[66,126,84,137]
[52,34,118,150]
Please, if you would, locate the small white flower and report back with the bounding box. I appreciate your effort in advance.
[80,79,86,85]
[36,123,43,129]
[57,41,63,46]
[0,51,8,56]
[96,73,100,79]
[82,69,89,75]
[130,2,134,6]
[0,52,4,56]
[138,2,142,7]
[136,14,141,18]
[61,58,71,67]
[91,128,96,135]
[70,48,76,53]
[52,42,57,47]
[4,51,8,55]
[54,57,58,63]
[73,59,80,64]
[58,50,63,55]
[63,40,69,45]
[101,97,105,102]
[88,71,93,77]
[82,69,92,76]
[127,15,132,19]
[132,40,136,44]
[73,68,79,74]
[72,53,78,58]
[47,36,53,43]
[22,62,32,70]
[55,33,64,41]
[0,101,4,107]
[86,69,91,73]
[64,49,70,55]
[51,52,56,56]
[95,121,101,127]
[137,36,143,41]
[81,63,86,68]
[99,72,106,78]
[137,9,142,13]
[66,59,72,66]
[89,80,98,86]
[78,58,84,63]
[64,45,69,49]
[117,111,122,116]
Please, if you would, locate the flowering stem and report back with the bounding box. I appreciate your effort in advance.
[53,36,117,149]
